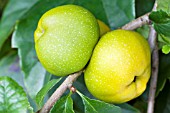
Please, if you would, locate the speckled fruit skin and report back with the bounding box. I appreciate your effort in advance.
[97,20,110,36]
[84,29,151,103]
[34,5,99,76]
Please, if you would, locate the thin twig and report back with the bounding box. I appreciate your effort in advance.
[121,13,150,30]
[148,26,158,52]
[152,1,157,11]
[39,70,83,113]
[147,1,158,113]
[147,26,158,113]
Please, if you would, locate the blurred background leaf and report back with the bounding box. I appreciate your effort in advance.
[0,0,39,49]
[0,38,14,59]
[157,0,170,14]
[74,0,135,29]
[24,63,46,99]
[117,103,140,113]
[98,0,135,29]
[136,25,150,39]
[0,52,24,87]
[135,0,154,17]
[155,81,170,113]
[74,0,109,26]
[158,34,170,49]
[0,0,8,18]
[156,52,170,95]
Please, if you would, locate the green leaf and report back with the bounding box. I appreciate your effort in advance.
[72,74,95,112]
[136,0,154,17]
[100,0,135,29]
[158,34,170,50]
[50,93,74,113]
[74,0,109,25]
[0,0,39,49]
[157,0,170,14]
[158,34,170,45]
[0,0,8,11]
[74,0,135,29]
[44,72,52,85]
[156,53,170,95]
[136,25,150,39]
[155,81,170,113]
[162,45,170,54]
[0,76,33,113]
[77,91,121,113]
[117,103,140,113]
[36,78,62,108]
[72,93,84,113]
[0,38,12,59]
[149,10,170,37]
[149,10,170,23]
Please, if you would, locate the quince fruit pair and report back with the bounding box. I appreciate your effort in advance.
[34,5,150,103]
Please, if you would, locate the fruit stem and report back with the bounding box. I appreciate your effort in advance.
[38,70,83,113]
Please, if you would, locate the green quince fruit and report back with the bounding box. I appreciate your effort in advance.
[34,5,99,76]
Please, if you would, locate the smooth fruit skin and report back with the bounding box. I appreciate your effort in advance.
[84,29,151,103]
[34,5,99,76]
[97,20,110,36]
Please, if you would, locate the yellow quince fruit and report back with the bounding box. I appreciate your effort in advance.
[97,20,110,36]
[84,29,151,103]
